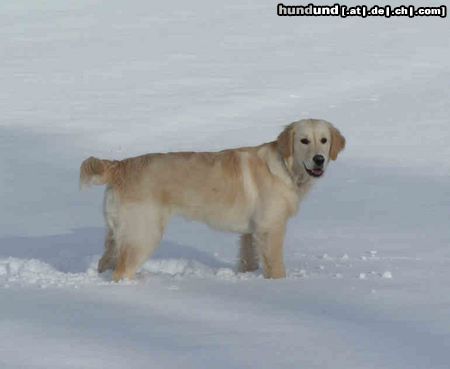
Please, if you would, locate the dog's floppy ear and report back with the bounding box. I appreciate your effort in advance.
[329,124,346,161]
[277,123,295,160]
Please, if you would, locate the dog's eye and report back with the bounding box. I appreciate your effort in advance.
[321,138,327,144]
[300,138,310,145]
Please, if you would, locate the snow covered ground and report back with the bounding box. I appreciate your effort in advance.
[1,0,449,368]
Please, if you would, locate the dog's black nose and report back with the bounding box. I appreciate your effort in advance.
[313,155,325,166]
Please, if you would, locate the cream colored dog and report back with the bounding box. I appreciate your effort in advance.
[80,118,345,281]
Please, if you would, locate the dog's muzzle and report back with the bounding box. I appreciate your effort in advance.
[303,163,324,178]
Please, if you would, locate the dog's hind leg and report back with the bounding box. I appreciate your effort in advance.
[98,187,119,273]
[98,228,117,273]
[112,230,164,282]
[112,205,167,282]
[238,233,259,273]
[113,241,153,282]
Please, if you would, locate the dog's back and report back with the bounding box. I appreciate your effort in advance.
[81,148,270,233]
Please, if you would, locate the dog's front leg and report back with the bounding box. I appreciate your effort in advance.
[238,233,260,273]
[255,225,287,279]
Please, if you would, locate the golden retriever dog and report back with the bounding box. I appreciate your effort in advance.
[80,118,345,281]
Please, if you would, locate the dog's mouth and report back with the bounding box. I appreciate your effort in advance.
[303,163,324,178]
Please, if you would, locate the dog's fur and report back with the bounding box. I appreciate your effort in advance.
[80,119,345,281]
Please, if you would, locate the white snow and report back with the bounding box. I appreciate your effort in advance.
[1,0,449,368]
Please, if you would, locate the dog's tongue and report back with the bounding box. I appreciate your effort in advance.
[312,168,323,175]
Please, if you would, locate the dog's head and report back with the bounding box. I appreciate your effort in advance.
[277,119,345,180]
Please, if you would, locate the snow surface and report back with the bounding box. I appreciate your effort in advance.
[1,0,449,368]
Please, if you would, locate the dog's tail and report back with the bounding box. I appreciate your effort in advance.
[80,156,115,189]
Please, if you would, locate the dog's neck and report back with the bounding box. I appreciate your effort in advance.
[262,142,314,195]
[284,157,315,192]
[274,145,314,189]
